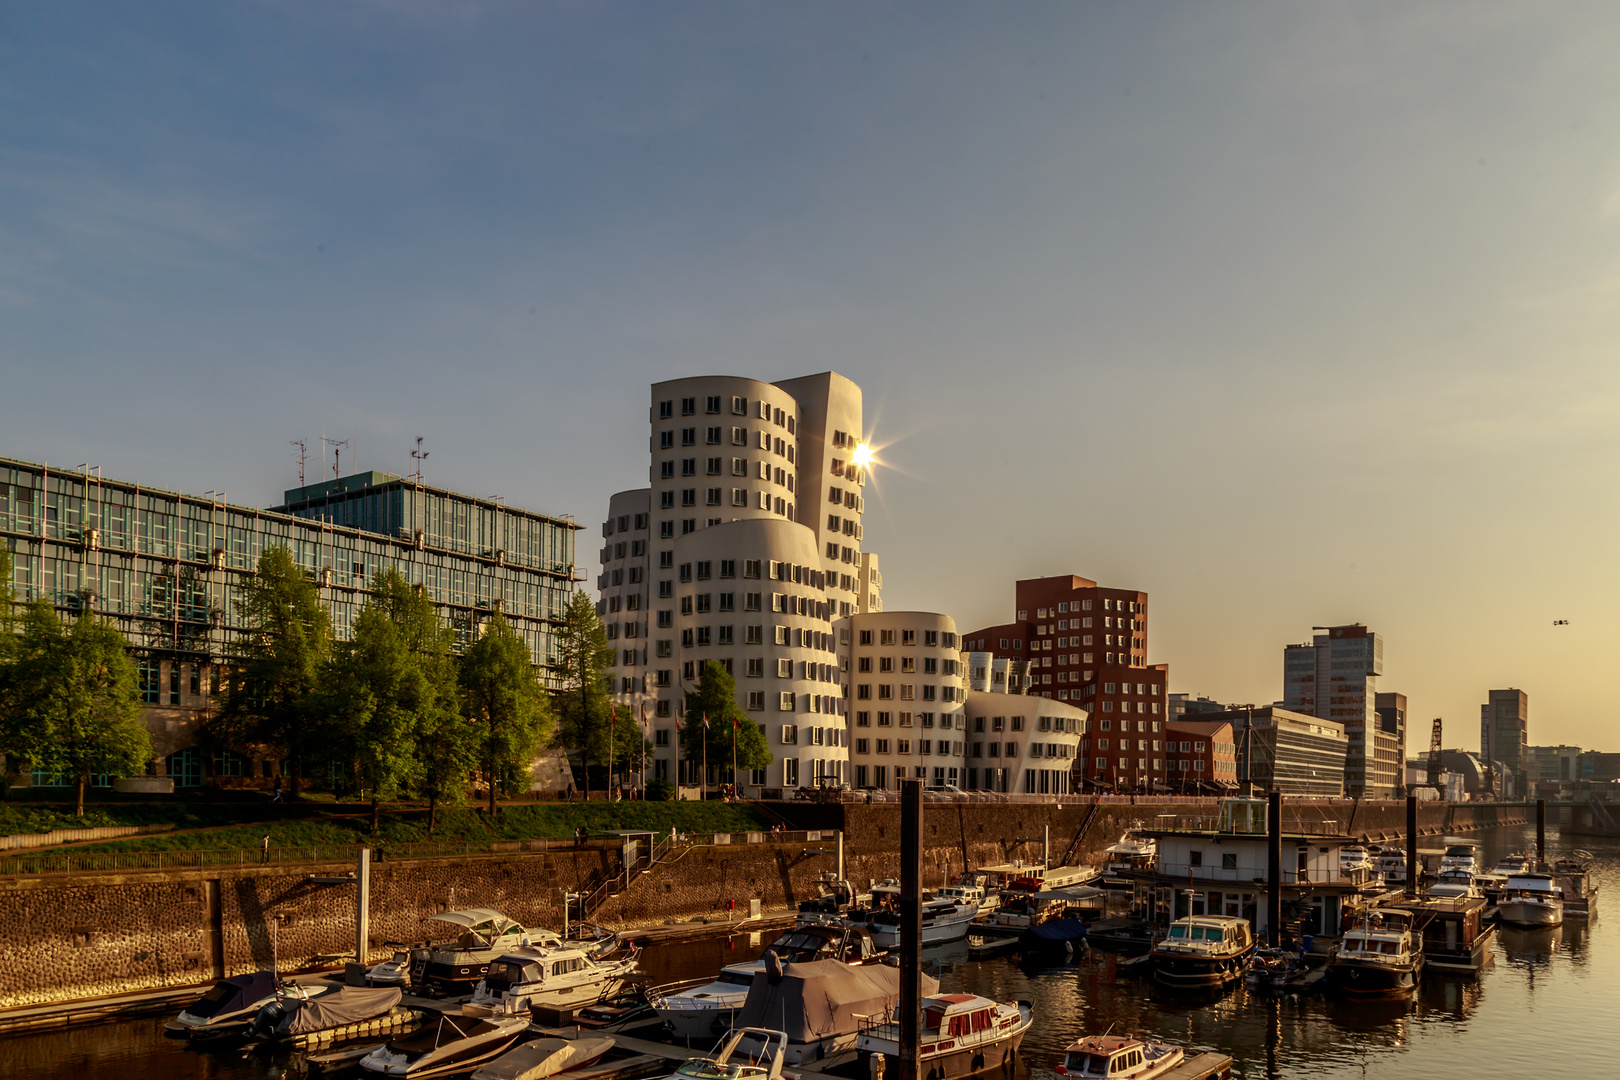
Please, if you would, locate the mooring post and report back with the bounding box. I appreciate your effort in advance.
[838,830,845,882]
[1536,799,1546,870]
[899,778,923,1080]
[356,846,371,965]
[1267,790,1282,947]
[1405,796,1418,896]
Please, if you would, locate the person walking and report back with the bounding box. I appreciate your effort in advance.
[260,833,271,865]
[271,776,283,803]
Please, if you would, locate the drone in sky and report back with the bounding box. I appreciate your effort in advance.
[1552,619,1570,626]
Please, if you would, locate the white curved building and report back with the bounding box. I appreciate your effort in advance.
[598,372,876,793]
[961,690,1087,795]
[841,611,967,790]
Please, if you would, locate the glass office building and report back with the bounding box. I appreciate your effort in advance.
[1,457,580,783]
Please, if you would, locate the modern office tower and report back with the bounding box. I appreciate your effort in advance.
[1281,624,1399,797]
[1481,688,1529,795]
[962,574,1168,793]
[599,372,875,792]
[1374,692,1408,791]
[1218,707,1349,796]
[1,457,579,789]
[844,612,967,790]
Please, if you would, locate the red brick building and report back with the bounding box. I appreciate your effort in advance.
[1165,719,1239,794]
[963,574,1170,793]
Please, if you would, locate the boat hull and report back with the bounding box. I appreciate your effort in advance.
[1151,946,1255,990]
[860,1022,1027,1079]
[1423,923,1496,973]
[868,914,976,948]
[1324,955,1423,997]
[654,1000,745,1039]
[1497,899,1563,928]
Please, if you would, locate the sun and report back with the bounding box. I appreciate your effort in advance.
[851,441,874,468]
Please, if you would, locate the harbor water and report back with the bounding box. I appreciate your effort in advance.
[9,824,1616,1080]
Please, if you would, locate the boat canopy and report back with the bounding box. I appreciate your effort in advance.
[185,971,276,1019]
[428,909,521,934]
[734,958,936,1042]
[278,986,401,1035]
[1029,886,1104,902]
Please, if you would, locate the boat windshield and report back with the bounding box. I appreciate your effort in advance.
[1168,925,1188,939]
[675,1063,770,1080]
[1066,1053,1112,1077]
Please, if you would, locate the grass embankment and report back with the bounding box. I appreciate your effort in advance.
[62,800,775,855]
[0,800,308,837]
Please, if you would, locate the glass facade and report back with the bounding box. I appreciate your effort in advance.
[1,458,580,679]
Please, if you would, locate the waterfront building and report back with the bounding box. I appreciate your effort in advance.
[844,611,967,790]
[1164,719,1240,794]
[1480,688,1529,795]
[1167,693,1227,723]
[1203,706,1348,796]
[1282,624,1400,797]
[597,372,875,792]
[0,457,580,787]
[961,687,1085,797]
[962,574,1168,792]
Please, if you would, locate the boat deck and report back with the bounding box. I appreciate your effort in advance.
[1157,1052,1234,1079]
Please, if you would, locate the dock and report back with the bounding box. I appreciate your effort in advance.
[1159,1052,1233,1079]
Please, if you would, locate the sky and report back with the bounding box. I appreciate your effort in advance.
[4,3,1619,752]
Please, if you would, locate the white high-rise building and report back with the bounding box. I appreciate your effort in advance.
[596,372,878,793]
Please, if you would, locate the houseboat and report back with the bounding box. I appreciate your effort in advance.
[1385,894,1494,973]
[1497,873,1564,928]
[1150,915,1255,990]
[1324,909,1423,997]
[1053,1034,1187,1080]
[857,993,1033,1080]
[1553,853,1597,919]
[464,941,639,1016]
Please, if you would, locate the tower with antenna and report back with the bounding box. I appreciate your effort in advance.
[290,440,308,487]
[409,437,429,484]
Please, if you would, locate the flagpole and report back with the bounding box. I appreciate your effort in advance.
[640,704,647,794]
[609,706,615,798]
[732,718,738,798]
[702,714,708,803]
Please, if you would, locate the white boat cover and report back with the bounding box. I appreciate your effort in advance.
[283,986,402,1034]
[734,959,938,1043]
[472,1037,615,1080]
[430,909,521,933]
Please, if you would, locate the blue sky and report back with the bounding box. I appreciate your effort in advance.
[5,3,1620,749]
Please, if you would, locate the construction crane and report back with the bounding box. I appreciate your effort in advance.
[1426,718,1444,797]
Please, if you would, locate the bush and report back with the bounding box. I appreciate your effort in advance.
[644,778,676,802]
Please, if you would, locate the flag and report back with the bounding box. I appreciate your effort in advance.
[732,716,740,730]
[702,713,709,730]
[610,705,617,728]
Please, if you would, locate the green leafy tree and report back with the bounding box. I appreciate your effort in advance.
[680,661,772,787]
[324,598,423,832]
[552,590,615,798]
[2,603,150,815]
[0,544,15,662]
[460,611,554,815]
[207,546,330,792]
[0,601,64,796]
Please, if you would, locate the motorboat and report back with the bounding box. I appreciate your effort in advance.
[413,909,533,996]
[1054,1033,1184,1079]
[368,949,418,988]
[858,993,1033,1080]
[166,971,313,1038]
[1100,829,1157,888]
[1243,948,1314,994]
[732,954,936,1066]
[650,923,880,1038]
[465,942,640,1016]
[471,1036,615,1080]
[574,991,657,1033]
[250,985,414,1044]
[1438,844,1480,875]
[858,894,980,949]
[1150,915,1256,990]
[655,1027,789,1080]
[1385,894,1495,973]
[1426,870,1481,899]
[796,873,866,926]
[1497,873,1564,928]
[936,881,995,915]
[1324,909,1423,997]
[1339,846,1373,878]
[1372,849,1410,889]
[1553,853,1598,919]
[360,1012,531,1078]
[1492,852,1534,876]
[1012,887,1106,952]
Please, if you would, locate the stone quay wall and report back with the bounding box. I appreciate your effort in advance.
[0,798,1531,1011]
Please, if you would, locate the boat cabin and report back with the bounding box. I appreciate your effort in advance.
[1340,910,1416,962]
[1157,915,1252,956]
[1058,1035,1179,1079]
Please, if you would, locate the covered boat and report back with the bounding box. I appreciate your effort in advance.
[857,993,1032,1080]
[251,985,410,1043]
[360,1012,530,1078]
[168,971,290,1037]
[470,1036,615,1080]
[732,954,938,1066]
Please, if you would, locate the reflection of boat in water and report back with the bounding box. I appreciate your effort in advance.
[1498,924,1564,965]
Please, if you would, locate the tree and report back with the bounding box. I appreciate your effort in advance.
[207,546,330,793]
[2,603,150,815]
[680,661,772,788]
[324,599,423,832]
[0,544,15,662]
[460,611,553,815]
[552,590,615,798]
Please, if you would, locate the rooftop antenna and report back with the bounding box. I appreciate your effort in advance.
[290,441,307,487]
[330,438,350,480]
[409,437,429,484]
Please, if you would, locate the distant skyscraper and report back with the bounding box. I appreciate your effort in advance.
[1282,624,1399,797]
[1481,688,1529,796]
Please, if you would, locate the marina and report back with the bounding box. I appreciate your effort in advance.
[3,820,1612,1080]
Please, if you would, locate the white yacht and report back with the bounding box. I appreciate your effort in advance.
[1497,873,1564,928]
[861,895,980,949]
[465,942,639,1016]
[1438,844,1479,875]
[936,882,996,915]
[1339,846,1373,876]
[1373,849,1410,888]
[1426,870,1481,899]
[1100,829,1157,887]
[1493,852,1534,876]
[857,993,1032,1080]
